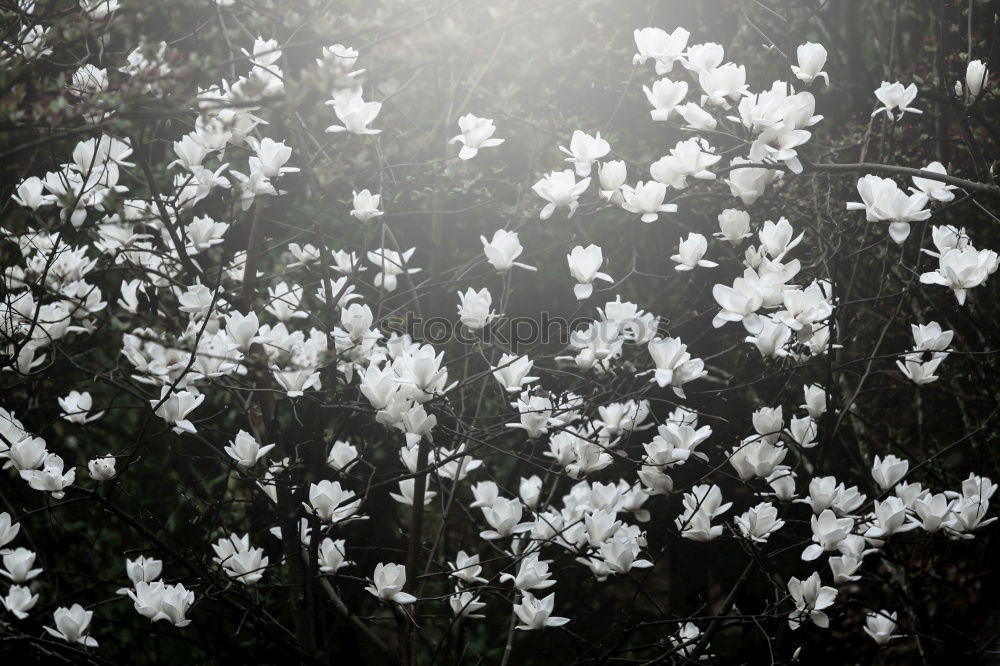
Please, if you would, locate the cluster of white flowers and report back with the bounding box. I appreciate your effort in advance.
[0,5,997,659]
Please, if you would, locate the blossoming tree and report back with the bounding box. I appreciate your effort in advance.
[0,0,997,663]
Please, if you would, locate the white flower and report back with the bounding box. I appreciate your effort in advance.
[620,180,677,223]
[597,160,628,202]
[643,78,688,120]
[450,589,486,619]
[480,496,534,539]
[676,102,717,130]
[325,88,381,135]
[1,585,38,620]
[735,502,785,543]
[910,162,957,202]
[670,232,717,271]
[449,550,487,584]
[682,42,724,74]
[872,81,922,120]
[350,189,382,221]
[492,354,538,393]
[715,208,751,245]
[871,454,909,490]
[920,246,995,305]
[224,429,275,468]
[499,554,555,591]
[457,287,498,330]
[864,611,899,646]
[964,59,989,101]
[480,229,536,272]
[389,478,436,506]
[366,562,416,604]
[326,440,359,471]
[646,337,706,396]
[513,592,570,630]
[1,548,42,583]
[58,390,104,424]
[247,137,297,180]
[698,63,748,107]
[45,604,98,646]
[787,572,837,629]
[567,244,613,300]
[560,130,610,176]
[449,114,504,160]
[0,512,20,553]
[633,27,690,74]
[532,169,591,220]
[319,538,352,574]
[801,509,853,560]
[306,480,361,523]
[791,42,828,84]
[151,388,205,435]
[20,453,75,499]
[87,454,116,481]
[368,247,421,292]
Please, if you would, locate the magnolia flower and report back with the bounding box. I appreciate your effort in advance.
[865,496,919,541]
[633,26,690,74]
[368,247,421,292]
[872,81,921,120]
[801,384,827,419]
[481,229,536,271]
[480,496,533,539]
[676,102,717,130]
[350,189,382,222]
[913,493,955,532]
[712,273,764,328]
[864,610,899,646]
[225,310,263,352]
[670,232,717,271]
[366,562,416,604]
[248,137,298,179]
[910,162,956,202]
[318,538,352,574]
[115,555,162,595]
[963,59,989,101]
[715,208,751,245]
[457,287,498,330]
[389,478,437,506]
[21,453,75,499]
[920,246,995,304]
[787,572,837,629]
[1,548,42,583]
[151,388,205,434]
[646,337,706,396]
[449,114,503,159]
[2,585,38,620]
[802,509,853,560]
[492,354,538,393]
[735,502,785,543]
[224,429,275,468]
[897,352,945,385]
[532,169,591,220]
[325,88,381,135]
[567,244,613,300]
[871,454,909,490]
[621,180,676,223]
[0,512,20,553]
[725,158,778,205]
[306,480,361,523]
[58,390,104,424]
[500,554,555,591]
[643,78,688,120]
[130,581,194,627]
[682,42,724,74]
[791,42,828,84]
[513,592,569,630]
[447,551,486,585]
[698,63,748,106]
[450,589,486,619]
[45,604,98,647]
[597,160,628,202]
[326,440,359,471]
[560,130,610,176]
[846,174,930,243]
[87,454,116,481]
